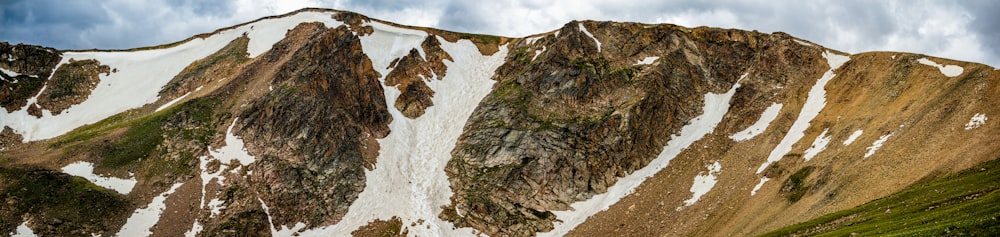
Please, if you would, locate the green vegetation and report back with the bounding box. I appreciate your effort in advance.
[2,75,45,107]
[761,158,1000,236]
[0,167,130,233]
[782,166,815,202]
[46,59,107,99]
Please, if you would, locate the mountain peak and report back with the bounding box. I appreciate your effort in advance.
[1,8,998,237]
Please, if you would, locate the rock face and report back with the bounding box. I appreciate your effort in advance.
[0,42,62,112]
[2,8,999,237]
[237,23,391,228]
[35,59,110,115]
[442,21,770,235]
[383,36,452,118]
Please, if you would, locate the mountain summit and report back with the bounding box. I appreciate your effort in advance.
[1,8,998,237]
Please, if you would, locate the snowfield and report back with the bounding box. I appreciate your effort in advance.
[757,51,850,173]
[60,161,137,194]
[0,11,343,142]
[730,103,783,142]
[540,74,744,236]
[271,21,507,237]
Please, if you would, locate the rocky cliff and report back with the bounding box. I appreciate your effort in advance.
[1,8,998,237]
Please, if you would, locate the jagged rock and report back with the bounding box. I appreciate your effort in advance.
[35,58,110,114]
[0,42,61,112]
[235,23,391,228]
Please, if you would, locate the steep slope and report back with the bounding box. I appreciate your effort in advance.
[1,8,998,237]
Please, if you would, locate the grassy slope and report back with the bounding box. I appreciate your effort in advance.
[760,157,1000,236]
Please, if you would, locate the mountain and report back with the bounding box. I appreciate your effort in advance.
[2,8,998,237]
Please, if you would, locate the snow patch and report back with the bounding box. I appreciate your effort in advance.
[917,58,963,77]
[802,128,831,161]
[681,161,722,207]
[730,103,783,142]
[259,198,307,236]
[117,183,184,237]
[155,92,191,112]
[843,130,863,145]
[541,74,744,236]
[1,67,29,78]
[965,113,987,130]
[190,118,257,236]
[287,33,507,236]
[635,56,659,65]
[10,221,36,237]
[60,161,136,194]
[750,177,770,196]
[524,36,543,45]
[757,51,849,173]
[792,39,815,47]
[864,134,893,158]
[532,46,546,61]
[578,23,602,52]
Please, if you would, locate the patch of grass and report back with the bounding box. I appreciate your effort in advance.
[0,167,130,234]
[782,166,815,202]
[761,158,1000,237]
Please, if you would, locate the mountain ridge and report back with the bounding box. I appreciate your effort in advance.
[1,7,998,237]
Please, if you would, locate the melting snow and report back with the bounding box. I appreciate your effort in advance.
[965,113,987,130]
[843,130,863,145]
[188,118,257,237]
[0,11,345,142]
[917,58,963,77]
[155,92,191,112]
[792,39,815,47]
[541,74,744,236]
[578,23,602,52]
[10,221,36,237]
[60,161,137,194]
[117,183,184,237]
[681,161,722,207]
[532,46,546,61]
[757,51,849,173]
[864,134,893,158]
[750,177,770,196]
[282,22,506,236]
[802,128,831,161]
[730,103,783,142]
[260,198,307,237]
[1,66,29,78]
[634,56,659,65]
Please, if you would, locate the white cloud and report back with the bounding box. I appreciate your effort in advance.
[1,0,996,67]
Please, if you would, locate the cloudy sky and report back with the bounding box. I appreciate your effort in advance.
[1,0,997,67]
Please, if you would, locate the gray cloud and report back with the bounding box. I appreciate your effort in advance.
[0,0,996,67]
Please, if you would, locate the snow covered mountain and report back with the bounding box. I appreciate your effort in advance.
[2,8,999,237]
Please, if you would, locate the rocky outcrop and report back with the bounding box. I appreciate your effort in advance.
[443,21,774,236]
[0,167,131,236]
[383,36,453,118]
[234,23,392,228]
[34,59,110,115]
[0,42,61,112]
